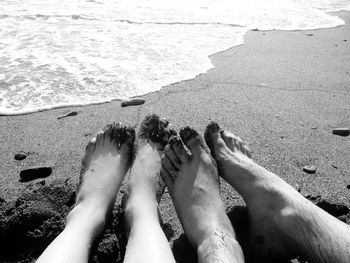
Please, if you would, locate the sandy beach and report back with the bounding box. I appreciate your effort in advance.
[0,11,349,263]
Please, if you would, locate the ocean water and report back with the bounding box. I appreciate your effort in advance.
[1,0,349,115]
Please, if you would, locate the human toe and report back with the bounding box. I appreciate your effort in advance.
[221,130,251,157]
[179,126,204,152]
[168,135,191,164]
[161,153,178,186]
[204,121,229,157]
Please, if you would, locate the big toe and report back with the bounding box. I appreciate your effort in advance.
[204,121,228,158]
[179,126,205,154]
[161,135,192,189]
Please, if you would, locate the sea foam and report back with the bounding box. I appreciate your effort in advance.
[0,0,349,115]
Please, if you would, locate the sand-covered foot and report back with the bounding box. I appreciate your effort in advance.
[69,123,135,235]
[123,114,176,228]
[122,115,177,263]
[204,122,304,260]
[161,127,244,263]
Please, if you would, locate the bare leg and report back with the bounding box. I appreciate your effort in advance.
[123,114,176,263]
[204,122,350,263]
[161,127,245,263]
[36,123,134,263]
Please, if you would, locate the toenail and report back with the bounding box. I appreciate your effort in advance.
[207,121,220,133]
[180,126,199,141]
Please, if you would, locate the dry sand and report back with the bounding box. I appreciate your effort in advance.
[0,11,349,263]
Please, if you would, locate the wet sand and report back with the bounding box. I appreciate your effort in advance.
[0,11,349,263]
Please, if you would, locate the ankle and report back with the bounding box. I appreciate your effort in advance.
[197,227,243,263]
[191,216,237,247]
[66,203,107,237]
[124,196,159,224]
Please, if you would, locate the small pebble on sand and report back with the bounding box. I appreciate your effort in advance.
[14,152,28,160]
[303,165,317,174]
[347,185,350,190]
[332,127,350,137]
[57,111,78,119]
[20,166,52,182]
[121,98,145,107]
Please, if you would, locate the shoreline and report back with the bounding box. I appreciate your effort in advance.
[1,12,349,117]
[0,10,349,263]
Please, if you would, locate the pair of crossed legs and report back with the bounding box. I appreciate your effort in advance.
[37,115,350,263]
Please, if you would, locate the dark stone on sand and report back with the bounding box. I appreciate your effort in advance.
[347,185,350,190]
[332,127,350,136]
[120,98,145,107]
[57,111,78,119]
[20,166,52,182]
[252,28,259,31]
[14,152,28,160]
[302,165,317,174]
[306,33,314,36]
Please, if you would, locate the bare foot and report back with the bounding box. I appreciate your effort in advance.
[69,123,134,237]
[161,127,244,263]
[204,121,301,260]
[123,114,176,263]
[123,114,176,224]
[204,121,350,263]
[36,123,135,263]
[205,122,350,263]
